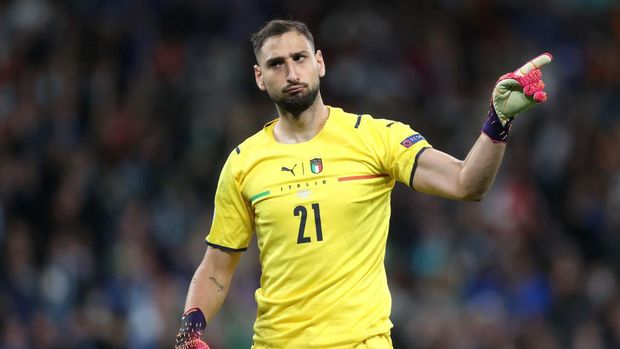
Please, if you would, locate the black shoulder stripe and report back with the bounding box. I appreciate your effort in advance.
[386,122,395,128]
[354,115,362,128]
[206,241,248,252]
[235,146,240,154]
[409,146,430,188]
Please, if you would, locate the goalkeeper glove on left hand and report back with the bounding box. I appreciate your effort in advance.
[492,52,553,126]
[482,53,553,143]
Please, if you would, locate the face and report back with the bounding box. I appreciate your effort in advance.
[254,31,326,116]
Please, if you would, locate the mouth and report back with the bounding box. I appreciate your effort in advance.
[284,84,306,94]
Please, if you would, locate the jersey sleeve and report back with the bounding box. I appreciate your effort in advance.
[372,119,432,188]
[206,150,254,251]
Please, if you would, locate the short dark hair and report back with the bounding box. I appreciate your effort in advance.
[250,19,315,59]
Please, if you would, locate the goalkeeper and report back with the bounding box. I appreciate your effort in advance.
[174,19,552,349]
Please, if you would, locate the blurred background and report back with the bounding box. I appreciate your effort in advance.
[0,0,619,348]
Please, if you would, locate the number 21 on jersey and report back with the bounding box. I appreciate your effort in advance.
[293,203,323,244]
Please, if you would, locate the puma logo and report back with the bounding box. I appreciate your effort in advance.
[281,164,297,176]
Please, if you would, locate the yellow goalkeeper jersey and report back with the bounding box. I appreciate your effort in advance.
[206,106,431,348]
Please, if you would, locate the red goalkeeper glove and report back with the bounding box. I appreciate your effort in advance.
[482,53,553,142]
[175,308,210,349]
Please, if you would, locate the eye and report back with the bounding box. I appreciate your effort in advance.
[293,54,306,62]
[268,59,284,68]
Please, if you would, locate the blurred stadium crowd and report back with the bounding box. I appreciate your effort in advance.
[1,0,620,348]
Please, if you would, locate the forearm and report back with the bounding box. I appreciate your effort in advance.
[184,246,241,321]
[175,247,240,348]
[184,260,232,321]
[458,133,506,200]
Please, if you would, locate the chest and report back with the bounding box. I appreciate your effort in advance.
[243,146,393,244]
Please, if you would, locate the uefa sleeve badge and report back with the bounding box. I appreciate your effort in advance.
[400,134,425,148]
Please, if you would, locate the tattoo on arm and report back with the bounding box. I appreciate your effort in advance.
[208,276,225,293]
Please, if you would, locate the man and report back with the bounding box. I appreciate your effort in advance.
[174,19,551,349]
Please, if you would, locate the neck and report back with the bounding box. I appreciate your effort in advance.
[273,96,329,144]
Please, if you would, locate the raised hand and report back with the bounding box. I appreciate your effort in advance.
[492,53,553,125]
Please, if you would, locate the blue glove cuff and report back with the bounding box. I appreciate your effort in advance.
[481,104,512,143]
[176,308,206,347]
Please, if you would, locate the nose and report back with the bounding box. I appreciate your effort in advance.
[286,61,299,82]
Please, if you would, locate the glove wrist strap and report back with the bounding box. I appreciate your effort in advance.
[176,307,207,348]
[481,104,512,143]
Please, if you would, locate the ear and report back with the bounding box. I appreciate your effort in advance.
[315,50,326,78]
[254,64,266,91]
